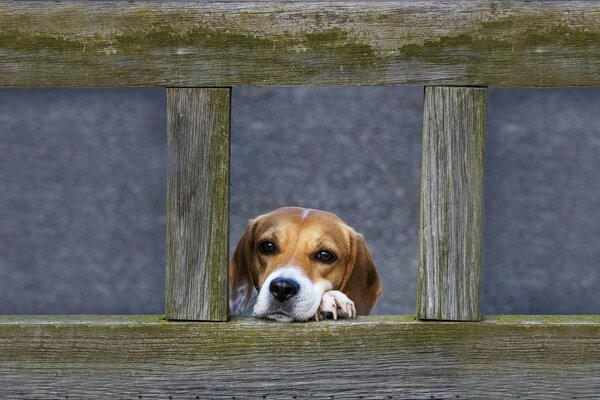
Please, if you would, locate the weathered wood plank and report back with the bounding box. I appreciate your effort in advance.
[1,1,600,87]
[166,87,230,321]
[0,315,599,399]
[417,86,487,321]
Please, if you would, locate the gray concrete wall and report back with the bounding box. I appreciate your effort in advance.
[1,87,598,315]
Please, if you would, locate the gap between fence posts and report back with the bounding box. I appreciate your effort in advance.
[417,86,487,321]
[165,87,231,321]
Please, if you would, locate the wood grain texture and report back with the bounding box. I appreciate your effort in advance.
[2,1,600,87]
[0,315,599,399]
[166,88,230,321]
[417,86,487,321]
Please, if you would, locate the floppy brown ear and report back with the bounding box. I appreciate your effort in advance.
[229,220,256,316]
[341,232,382,315]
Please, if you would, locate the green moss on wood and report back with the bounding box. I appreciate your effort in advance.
[2,3,600,86]
[0,316,599,367]
[0,10,384,84]
[400,16,600,64]
[0,315,599,396]
[490,315,600,325]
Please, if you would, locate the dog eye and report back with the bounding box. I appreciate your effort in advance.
[315,250,337,263]
[258,240,278,255]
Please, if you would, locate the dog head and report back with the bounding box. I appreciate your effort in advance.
[229,207,381,321]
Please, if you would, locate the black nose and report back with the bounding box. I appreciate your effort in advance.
[269,278,300,302]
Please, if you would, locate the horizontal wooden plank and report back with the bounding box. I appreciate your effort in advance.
[1,316,599,398]
[1,1,600,87]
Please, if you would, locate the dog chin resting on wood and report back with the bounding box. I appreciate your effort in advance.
[229,207,382,322]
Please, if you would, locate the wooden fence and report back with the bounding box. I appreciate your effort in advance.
[1,1,599,398]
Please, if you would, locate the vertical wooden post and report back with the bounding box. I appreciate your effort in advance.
[166,88,230,321]
[417,86,487,321]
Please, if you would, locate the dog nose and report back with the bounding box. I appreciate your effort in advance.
[269,278,300,302]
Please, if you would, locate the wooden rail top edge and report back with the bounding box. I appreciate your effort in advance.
[2,1,600,87]
[2,314,598,398]
[1,315,599,326]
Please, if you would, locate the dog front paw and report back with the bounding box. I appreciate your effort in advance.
[314,290,356,321]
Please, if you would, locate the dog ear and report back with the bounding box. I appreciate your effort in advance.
[229,220,256,316]
[341,232,382,315]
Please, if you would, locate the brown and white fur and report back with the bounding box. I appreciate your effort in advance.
[229,207,382,322]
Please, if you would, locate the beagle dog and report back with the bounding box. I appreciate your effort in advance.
[229,207,382,322]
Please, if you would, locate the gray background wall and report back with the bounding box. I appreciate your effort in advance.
[1,87,598,315]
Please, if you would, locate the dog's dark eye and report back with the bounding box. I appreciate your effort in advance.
[315,250,337,263]
[258,240,278,255]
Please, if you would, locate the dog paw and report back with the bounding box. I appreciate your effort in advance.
[314,290,356,321]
